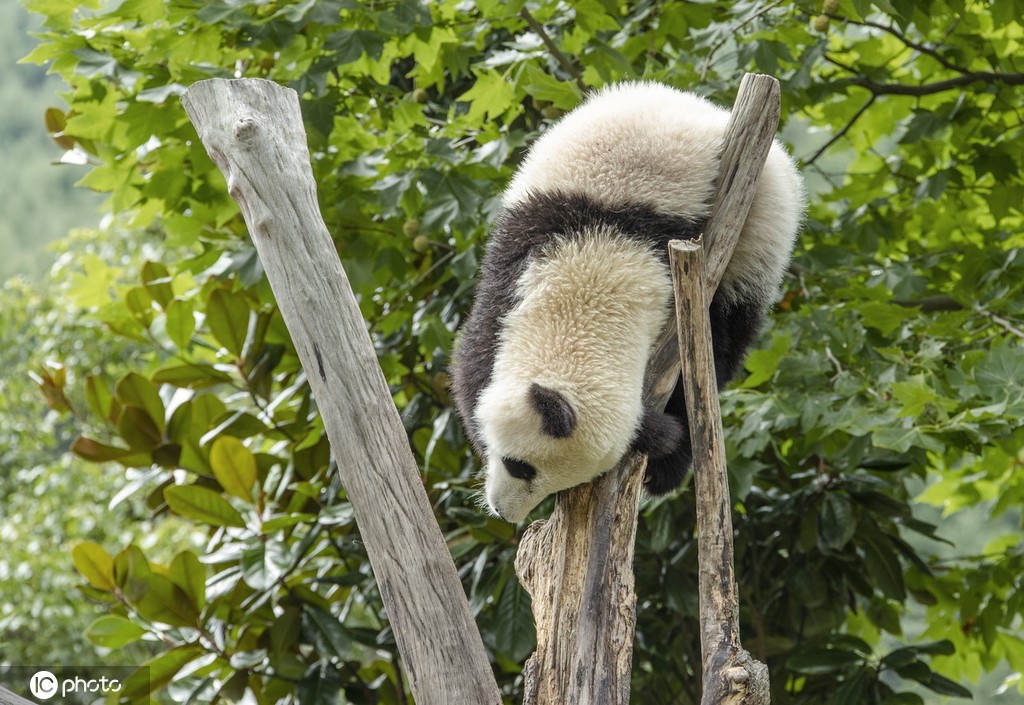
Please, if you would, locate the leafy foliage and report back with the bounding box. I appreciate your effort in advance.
[0,3,101,279]
[18,0,1024,703]
[0,231,194,669]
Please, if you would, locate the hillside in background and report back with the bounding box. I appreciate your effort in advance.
[0,3,102,281]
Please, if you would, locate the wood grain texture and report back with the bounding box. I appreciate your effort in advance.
[703,74,782,295]
[671,240,770,705]
[0,686,35,705]
[516,74,780,705]
[181,78,500,705]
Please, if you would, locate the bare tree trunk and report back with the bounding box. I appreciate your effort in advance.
[181,78,501,705]
[515,74,780,705]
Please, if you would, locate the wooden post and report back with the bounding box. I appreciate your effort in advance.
[515,74,781,705]
[181,79,501,705]
[670,240,770,705]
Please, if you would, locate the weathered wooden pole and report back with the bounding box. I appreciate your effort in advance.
[181,78,501,705]
[515,73,781,705]
[670,238,771,705]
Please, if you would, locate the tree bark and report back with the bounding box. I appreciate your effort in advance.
[0,685,36,705]
[181,78,501,705]
[670,240,770,705]
[515,73,781,705]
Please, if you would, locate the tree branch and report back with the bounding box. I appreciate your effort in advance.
[519,8,586,91]
[804,95,876,166]
[830,15,968,73]
[847,71,1024,96]
[181,78,501,705]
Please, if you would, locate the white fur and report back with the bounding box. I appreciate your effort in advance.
[505,82,804,305]
[476,229,671,522]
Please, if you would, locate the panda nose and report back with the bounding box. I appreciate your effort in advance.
[502,457,537,482]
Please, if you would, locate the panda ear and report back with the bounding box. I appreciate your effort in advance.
[528,383,577,439]
[632,407,684,459]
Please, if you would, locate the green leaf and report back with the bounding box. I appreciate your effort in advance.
[269,606,305,679]
[84,374,114,422]
[518,63,581,111]
[72,541,116,590]
[115,372,166,435]
[833,668,873,705]
[240,539,292,590]
[169,550,206,611]
[819,493,857,550]
[206,288,251,357]
[141,260,174,308]
[210,436,258,501]
[325,28,386,64]
[493,579,535,662]
[120,645,204,699]
[113,544,152,603]
[304,605,352,658]
[71,435,131,462]
[787,647,863,674]
[164,485,246,527]
[165,298,195,350]
[118,404,163,450]
[458,70,515,122]
[742,332,791,387]
[85,615,147,649]
[134,571,200,627]
[975,345,1024,398]
[880,694,924,705]
[297,661,343,705]
[152,362,233,388]
[858,301,916,335]
[860,534,906,601]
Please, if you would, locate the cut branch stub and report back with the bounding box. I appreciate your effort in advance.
[181,78,500,705]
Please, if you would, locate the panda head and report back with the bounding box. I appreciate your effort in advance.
[475,377,637,522]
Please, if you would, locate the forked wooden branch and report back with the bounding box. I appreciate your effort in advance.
[181,78,501,705]
[515,73,780,705]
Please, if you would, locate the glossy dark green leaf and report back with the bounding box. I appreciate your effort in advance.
[165,298,195,350]
[85,615,147,649]
[164,485,246,528]
[304,606,352,659]
[115,371,165,434]
[819,492,857,550]
[206,287,250,357]
[209,435,257,501]
[787,648,863,675]
[169,550,206,611]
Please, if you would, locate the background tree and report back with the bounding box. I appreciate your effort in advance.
[13,0,1023,703]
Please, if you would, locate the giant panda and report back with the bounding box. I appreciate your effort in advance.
[450,81,804,523]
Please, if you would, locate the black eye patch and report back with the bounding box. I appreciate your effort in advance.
[502,457,537,482]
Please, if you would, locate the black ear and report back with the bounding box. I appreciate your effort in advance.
[632,407,684,459]
[528,383,577,438]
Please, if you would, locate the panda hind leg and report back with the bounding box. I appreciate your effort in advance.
[636,379,693,495]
